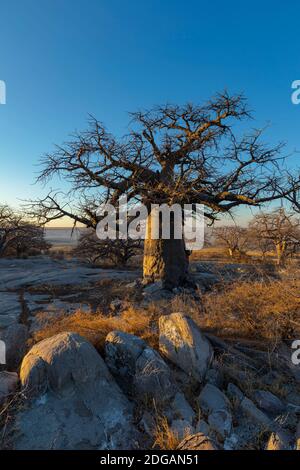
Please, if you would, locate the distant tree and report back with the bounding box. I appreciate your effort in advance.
[214,225,249,258]
[74,229,141,267]
[0,204,49,257]
[250,209,300,265]
[26,93,297,288]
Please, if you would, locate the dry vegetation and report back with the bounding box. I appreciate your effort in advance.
[31,274,300,357]
[152,416,184,450]
[32,306,157,353]
[201,278,300,340]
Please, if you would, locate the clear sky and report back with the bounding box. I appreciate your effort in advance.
[0,0,299,226]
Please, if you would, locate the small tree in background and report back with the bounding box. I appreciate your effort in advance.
[74,230,141,267]
[214,225,249,259]
[250,208,300,265]
[0,204,49,257]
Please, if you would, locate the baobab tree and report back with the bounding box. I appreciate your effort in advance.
[250,209,300,265]
[27,93,295,288]
[214,226,249,259]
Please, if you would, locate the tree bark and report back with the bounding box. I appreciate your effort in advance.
[142,211,190,289]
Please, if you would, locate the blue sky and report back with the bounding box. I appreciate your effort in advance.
[0,0,299,225]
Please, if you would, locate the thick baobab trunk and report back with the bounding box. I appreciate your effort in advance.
[142,210,190,289]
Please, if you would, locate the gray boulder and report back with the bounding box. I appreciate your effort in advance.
[198,383,232,439]
[253,390,285,416]
[12,332,139,450]
[208,408,232,439]
[159,313,213,383]
[105,330,177,404]
[195,419,210,435]
[133,346,176,404]
[198,383,231,414]
[105,330,146,393]
[205,367,223,389]
[0,292,21,328]
[0,371,18,405]
[240,396,272,429]
[171,419,194,441]
[227,383,244,405]
[170,392,194,424]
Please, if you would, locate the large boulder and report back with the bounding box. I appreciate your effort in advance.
[159,313,213,383]
[12,332,139,450]
[177,432,218,450]
[105,330,177,405]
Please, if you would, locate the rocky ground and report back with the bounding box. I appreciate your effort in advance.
[0,256,299,450]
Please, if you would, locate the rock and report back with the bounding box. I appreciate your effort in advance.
[134,346,177,405]
[169,392,195,424]
[287,403,300,414]
[205,367,223,389]
[198,384,232,439]
[0,292,21,328]
[195,419,210,435]
[208,409,232,439]
[0,257,138,290]
[0,323,28,369]
[227,383,244,405]
[125,279,142,289]
[139,411,156,436]
[0,371,18,405]
[198,384,231,414]
[266,432,292,450]
[105,331,177,405]
[240,396,272,429]
[261,371,282,387]
[224,433,239,450]
[253,390,285,416]
[13,332,139,450]
[105,330,145,394]
[177,432,218,450]
[171,419,194,441]
[159,312,213,383]
[286,391,300,406]
[142,281,174,301]
[143,280,163,293]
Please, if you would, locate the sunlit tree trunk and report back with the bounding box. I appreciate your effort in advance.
[275,241,286,266]
[143,210,190,289]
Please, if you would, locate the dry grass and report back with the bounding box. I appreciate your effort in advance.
[152,416,188,450]
[200,278,300,340]
[32,276,300,354]
[32,305,158,353]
